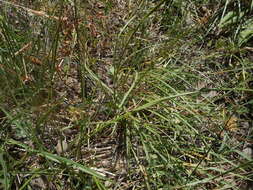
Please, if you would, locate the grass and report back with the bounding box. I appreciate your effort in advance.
[0,0,253,189]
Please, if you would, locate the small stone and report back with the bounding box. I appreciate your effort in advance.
[104,181,112,187]
[56,139,69,154]
[243,147,253,158]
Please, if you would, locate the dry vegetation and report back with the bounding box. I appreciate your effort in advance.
[0,0,253,189]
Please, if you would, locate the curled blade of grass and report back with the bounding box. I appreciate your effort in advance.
[118,15,137,37]
[119,71,138,108]
[84,62,113,95]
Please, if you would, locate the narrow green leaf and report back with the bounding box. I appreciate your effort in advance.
[132,91,199,112]
[7,140,107,180]
[84,63,113,95]
[119,71,138,108]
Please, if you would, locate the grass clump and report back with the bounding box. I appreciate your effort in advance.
[0,0,253,189]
